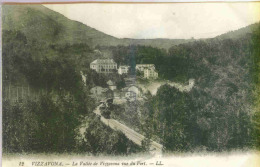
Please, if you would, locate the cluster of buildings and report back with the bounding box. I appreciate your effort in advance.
[90,58,158,79]
[90,80,142,102]
[89,58,158,102]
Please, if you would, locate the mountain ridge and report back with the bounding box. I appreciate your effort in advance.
[2,4,194,50]
[2,4,259,50]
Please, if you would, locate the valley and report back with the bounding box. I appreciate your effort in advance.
[2,4,260,155]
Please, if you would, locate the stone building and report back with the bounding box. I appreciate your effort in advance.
[90,59,117,73]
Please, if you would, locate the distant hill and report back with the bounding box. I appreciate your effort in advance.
[2,4,193,50]
[216,22,260,40]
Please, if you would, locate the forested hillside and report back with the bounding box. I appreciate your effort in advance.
[2,5,192,49]
[140,23,260,152]
[2,29,141,154]
[99,23,260,152]
[216,22,260,40]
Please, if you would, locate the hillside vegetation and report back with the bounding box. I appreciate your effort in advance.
[100,23,260,152]
[2,30,141,154]
[142,23,260,151]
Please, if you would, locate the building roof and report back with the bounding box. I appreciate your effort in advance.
[104,88,113,93]
[136,64,155,67]
[91,59,116,64]
[144,67,157,71]
[90,86,108,92]
[119,65,130,69]
[122,85,141,92]
[113,89,121,94]
[143,67,158,73]
[90,86,103,90]
[128,85,140,90]
[107,80,115,86]
[122,87,129,92]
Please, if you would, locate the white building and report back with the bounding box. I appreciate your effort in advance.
[136,64,158,79]
[90,59,117,73]
[144,68,158,79]
[118,65,130,75]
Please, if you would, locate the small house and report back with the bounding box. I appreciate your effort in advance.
[122,85,142,100]
[107,80,117,91]
[118,65,130,75]
[90,86,113,101]
[90,86,107,96]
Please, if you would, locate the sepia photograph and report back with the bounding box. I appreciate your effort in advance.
[1,1,260,167]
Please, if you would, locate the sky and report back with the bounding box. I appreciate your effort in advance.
[45,2,260,39]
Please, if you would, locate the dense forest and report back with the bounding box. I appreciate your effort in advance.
[104,23,260,152]
[2,30,141,154]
